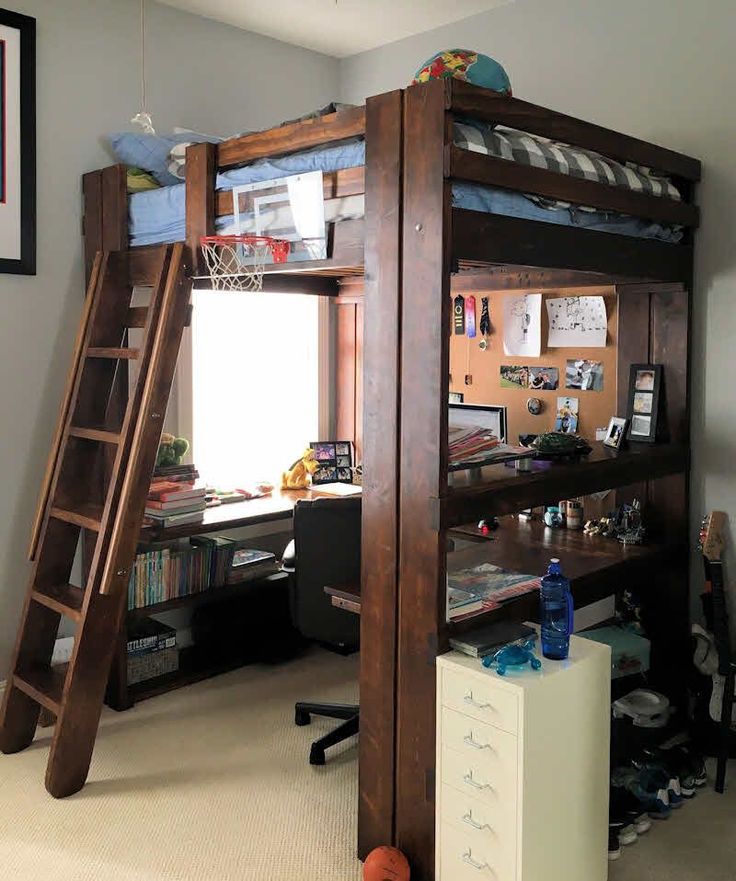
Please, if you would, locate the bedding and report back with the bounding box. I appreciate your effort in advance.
[127,128,684,248]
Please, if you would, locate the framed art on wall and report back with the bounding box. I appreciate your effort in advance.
[0,9,35,275]
[626,364,662,443]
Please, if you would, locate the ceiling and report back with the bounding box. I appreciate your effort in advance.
[159,0,514,58]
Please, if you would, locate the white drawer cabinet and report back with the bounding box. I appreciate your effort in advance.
[436,634,611,881]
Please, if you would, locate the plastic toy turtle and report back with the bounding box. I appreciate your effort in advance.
[482,637,542,676]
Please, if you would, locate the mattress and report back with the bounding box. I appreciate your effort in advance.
[128,130,682,247]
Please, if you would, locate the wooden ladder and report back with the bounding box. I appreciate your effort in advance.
[0,242,191,797]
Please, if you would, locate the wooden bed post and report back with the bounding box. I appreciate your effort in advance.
[395,80,453,879]
[185,142,217,276]
[359,89,404,858]
[82,164,127,284]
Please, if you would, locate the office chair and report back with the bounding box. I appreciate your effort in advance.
[283,496,361,765]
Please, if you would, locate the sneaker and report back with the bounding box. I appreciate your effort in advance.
[608,827,622,861]
[611,766,671,819]
[610,784,652,834]
[643,745,707,796]
[634,760,684,809]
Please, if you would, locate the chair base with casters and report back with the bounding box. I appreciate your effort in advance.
[295,701,359,766]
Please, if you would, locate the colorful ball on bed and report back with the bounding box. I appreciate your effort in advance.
[412,49,512,95]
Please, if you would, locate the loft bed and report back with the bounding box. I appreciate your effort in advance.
[83,79,697,292]
[81,79,700,880]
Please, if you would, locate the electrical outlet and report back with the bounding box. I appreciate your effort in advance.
[52,636,75,665]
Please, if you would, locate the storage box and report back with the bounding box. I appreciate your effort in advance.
[126,618,179,685]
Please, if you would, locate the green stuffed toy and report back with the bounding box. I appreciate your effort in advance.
[156,433,190,468]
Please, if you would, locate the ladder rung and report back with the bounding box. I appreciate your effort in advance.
[86,347,139,360]
[13,667,66,714]
[127,304,192,328]
[50,503,103,531]
[31,584,85,621]
[68,425,121,444]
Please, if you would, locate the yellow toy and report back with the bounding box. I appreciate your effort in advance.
[281,448,319,490]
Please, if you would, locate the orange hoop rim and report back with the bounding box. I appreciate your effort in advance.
[200,234,290,263]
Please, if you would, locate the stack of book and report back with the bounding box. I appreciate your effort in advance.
[225,548,278,584]
[446,562,542,621]
[448,426,533,471]
[145,470,206,530]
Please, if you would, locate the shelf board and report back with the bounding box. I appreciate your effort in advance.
[437,443,688,529]
[447,515,684,635]
[127,571,286,619]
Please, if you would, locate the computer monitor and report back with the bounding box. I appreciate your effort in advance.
[448,402,507,443]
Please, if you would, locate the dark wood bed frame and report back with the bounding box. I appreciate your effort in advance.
[82,78,700,880]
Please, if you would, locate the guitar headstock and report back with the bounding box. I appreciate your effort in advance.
[699,511,727,562]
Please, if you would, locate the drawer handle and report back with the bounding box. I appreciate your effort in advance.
[464,691,494,711]
[462,850,493,872]
[462,811,491,832]
[464,733,493,751]
[463,771,493,792]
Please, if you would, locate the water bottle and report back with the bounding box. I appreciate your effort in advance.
[540,558,574,660]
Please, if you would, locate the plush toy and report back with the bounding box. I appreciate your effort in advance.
[412,49,512,95]
[281,448,319,490]
[155,433,190,469]
[363,846,411,881]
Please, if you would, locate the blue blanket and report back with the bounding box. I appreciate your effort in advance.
[129,139,681,247]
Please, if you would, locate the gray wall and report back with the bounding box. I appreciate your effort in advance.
[341,0,736,608]
[0,0,337,673]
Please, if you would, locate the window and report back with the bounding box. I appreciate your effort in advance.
[184,290,329,489]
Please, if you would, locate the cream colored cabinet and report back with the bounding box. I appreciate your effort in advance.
[436,634,611,881]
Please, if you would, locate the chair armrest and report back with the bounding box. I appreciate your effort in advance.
[281,538,296,573]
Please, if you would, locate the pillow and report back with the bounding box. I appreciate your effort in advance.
[108,130,220,186]
[126,167,160,193]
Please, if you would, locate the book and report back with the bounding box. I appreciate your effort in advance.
[230,548,276,569]
[225,560,280,585]
[447,563,541,610]
[145,498,207,514]
[447,586,486,620]
[449,622,535,658]
[143,509,206,529]
[148,482,206,503]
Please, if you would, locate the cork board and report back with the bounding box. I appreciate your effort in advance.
[449,286,618,443]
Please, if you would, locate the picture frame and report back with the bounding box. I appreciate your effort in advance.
[0,9,36,275]
[309,440,354,484]
[626,364,662,443]
[603,416,627,450]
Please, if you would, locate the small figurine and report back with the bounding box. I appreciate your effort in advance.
[482,637,542,676]
[281,448,319,490]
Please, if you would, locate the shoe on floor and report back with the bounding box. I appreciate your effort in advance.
[610,783,652,834]
[611,767,671,819]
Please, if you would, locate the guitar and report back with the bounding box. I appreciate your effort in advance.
[698,512,734,725]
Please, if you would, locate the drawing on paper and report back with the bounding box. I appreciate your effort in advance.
[503,293,542,357]
[546,296,608,348]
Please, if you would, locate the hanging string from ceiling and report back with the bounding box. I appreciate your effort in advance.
[131,0,155,134]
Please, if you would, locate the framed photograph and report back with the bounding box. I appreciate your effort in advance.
[603,416,627,449]
[448,391,464,404]
[626,364,662,443]
[0,10,35,274]
[310,441,354,484]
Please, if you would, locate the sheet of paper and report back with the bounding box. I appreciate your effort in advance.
[546,295,608,348]
[503,293,541,357]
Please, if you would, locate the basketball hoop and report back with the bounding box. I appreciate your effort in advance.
[199,234,290,292]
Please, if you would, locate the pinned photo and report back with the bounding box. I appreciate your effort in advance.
[633,392,653,415]
[528,366,559,390]
[566,359,604,391]
[630,415,652,437]
[500,365,528,389]
[554,396,579,434]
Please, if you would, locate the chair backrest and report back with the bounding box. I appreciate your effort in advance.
[290,496,361,650]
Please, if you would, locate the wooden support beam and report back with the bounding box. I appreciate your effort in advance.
[185,142,216,276]
[395,78,452,880]
[359,89,403,859]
